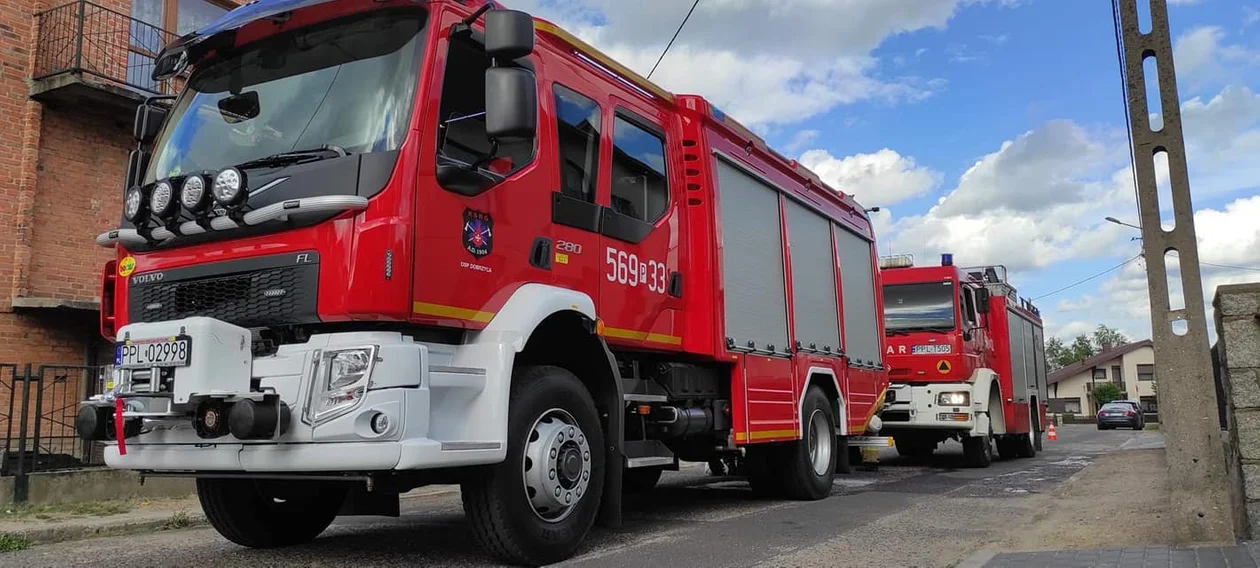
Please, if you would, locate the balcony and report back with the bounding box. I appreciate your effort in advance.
[31,0,177,116]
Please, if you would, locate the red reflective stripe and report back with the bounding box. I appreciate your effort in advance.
[114,397,127,456]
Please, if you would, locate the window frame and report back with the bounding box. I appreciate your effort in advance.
[602,107,671,237]
[549,82,605,233]
[431,28,539,195]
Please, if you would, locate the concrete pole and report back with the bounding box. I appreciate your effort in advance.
[1115,0,1235,544]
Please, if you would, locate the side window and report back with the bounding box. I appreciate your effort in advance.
[553,85,601,202]
[962,288,978,326]
[435,35,534,185]
[609,113,669,223]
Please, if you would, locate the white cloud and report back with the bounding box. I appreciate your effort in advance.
[783,130,820,154]
[1173,26,1260,88]
[979,33,1009,45]
[798,148,943,205]
[1246,6,1260,27]
[501,0,993,127]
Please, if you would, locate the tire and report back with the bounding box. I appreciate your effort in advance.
[461,365,605,566]
[997,437,1019,460]
[894,436,934,459]
[778,386,837,500]
[743,444,781,498]
[197,478,345,548]
[623,467,664,493]
[1016,411,1037,458]
[836,436,854,474]
[963,420,994,468]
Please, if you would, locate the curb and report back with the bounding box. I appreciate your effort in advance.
[3,511,208,548]
[955,548,996,568]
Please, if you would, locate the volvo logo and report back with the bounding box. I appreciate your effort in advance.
[132,272,165,285]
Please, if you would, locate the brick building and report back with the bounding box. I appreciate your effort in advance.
[0,0,238,466]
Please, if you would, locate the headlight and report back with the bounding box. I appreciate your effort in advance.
[123,187,146,223]
[181,175,209,212]
[305,346,378,424]
[212,167,247,206]
[150,180,176,218]
[937,392,970,406]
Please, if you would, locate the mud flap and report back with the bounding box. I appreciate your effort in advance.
[595,338,624,529]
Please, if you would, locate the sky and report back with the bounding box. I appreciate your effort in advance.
[502,0,1260,345]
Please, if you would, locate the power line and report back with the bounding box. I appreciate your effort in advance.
[1111,0,1142,221]
[1032,255,1143,301]
[647,0,701,80]
[1201,261,1260,272]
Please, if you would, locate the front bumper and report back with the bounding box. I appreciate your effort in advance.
[82,317,509,473]
[879,383,981,433]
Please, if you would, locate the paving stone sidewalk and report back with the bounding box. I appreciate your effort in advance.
[976,542,1260,567]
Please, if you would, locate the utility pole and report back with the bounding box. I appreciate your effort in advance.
[1115,0,1235,543]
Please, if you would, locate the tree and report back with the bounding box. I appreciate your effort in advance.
[1068,335,1096,363]
[1093,382,1122,407]
[1092,324,1129,352]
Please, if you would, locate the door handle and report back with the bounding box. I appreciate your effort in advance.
[530,237,552,270]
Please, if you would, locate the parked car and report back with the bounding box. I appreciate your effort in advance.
[1097,400,1144,430]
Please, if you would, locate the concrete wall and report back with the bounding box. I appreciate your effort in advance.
[1212,282,1260,540]
[1,468,195,507]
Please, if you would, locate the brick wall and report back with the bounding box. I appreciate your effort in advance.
[1213,283,1260,540]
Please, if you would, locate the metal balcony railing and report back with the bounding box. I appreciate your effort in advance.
[33,0,178,96]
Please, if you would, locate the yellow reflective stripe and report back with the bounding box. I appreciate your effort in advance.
[412,302,495,323]
[735,429,798,442]
[602,326,682,345]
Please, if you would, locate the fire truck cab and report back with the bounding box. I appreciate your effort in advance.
[878,254,1048,468]
[76,1,889,564]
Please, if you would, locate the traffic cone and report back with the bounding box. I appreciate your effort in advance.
[1047,423,1058,441]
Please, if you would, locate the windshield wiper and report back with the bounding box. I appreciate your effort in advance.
[236,145,349,170]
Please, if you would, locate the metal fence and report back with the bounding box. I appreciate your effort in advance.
[0,364,109,499]
[33,0,178,95]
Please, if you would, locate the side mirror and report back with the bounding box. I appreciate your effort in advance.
[133,103,167,143]
[484,9,535,61]
[485,67,537,141]
[963,328,973,342]
[976,288,991,313]
[124,149,150,191]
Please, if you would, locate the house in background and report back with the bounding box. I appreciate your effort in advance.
[1047,339,1158,417]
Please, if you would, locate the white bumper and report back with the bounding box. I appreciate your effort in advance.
[880,383,987,435]
[100,317,512,472]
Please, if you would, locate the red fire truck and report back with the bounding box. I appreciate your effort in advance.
[877,254,1048,468]
[76,1,889,564]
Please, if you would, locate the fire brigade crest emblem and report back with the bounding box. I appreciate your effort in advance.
[462,208,493,259]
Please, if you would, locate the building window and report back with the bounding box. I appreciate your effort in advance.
[610,113,669,223]
[553,85,601,203]
[1140,395,1158,413]
[129,0,231,90]
[1064,398,1082,414]
[1138,364,1155,381]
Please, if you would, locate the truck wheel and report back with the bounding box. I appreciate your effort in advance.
[963,423,994,468]
[197,478,345,548]
[461,365,604,566]
[779,386,837,500]
[836,436,855,474]
[623,467,663,493]
[744,444,781,497]
[997,437,1019,460]
[1016,412,1037,458]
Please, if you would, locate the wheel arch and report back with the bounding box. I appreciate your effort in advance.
[798,367,848,437]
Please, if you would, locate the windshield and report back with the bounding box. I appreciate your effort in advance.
[883,281,957,332]
[145,8,428,183]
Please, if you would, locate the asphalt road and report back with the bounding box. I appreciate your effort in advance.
[6,425,1156,567]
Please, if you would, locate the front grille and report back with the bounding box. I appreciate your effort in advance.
[129,253,319,329]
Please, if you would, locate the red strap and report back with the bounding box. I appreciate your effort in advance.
[114,397,127,456]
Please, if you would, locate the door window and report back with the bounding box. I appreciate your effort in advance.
[553,85,602,202]
[435,33,535,191]
[609,114,668,223]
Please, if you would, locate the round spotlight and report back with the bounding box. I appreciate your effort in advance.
[180,174,209,212]
[123,186,147,223]
[212,167,247,206]
[150,180,176,218]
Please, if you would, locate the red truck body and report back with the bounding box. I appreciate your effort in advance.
[83,1,889,563]
[877,255,1048,465]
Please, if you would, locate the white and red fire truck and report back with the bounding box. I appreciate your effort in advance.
[878,253,1049,467]
[77,1,891,564]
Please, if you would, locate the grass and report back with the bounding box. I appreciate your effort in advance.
[1145,423,1161,431]
[0,533,29,552]
[0,500,132,521]
[159,511,194,530]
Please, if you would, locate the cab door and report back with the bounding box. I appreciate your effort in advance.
[595,101,684,350]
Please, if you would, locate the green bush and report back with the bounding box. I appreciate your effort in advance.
[1093,383,1122,406]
